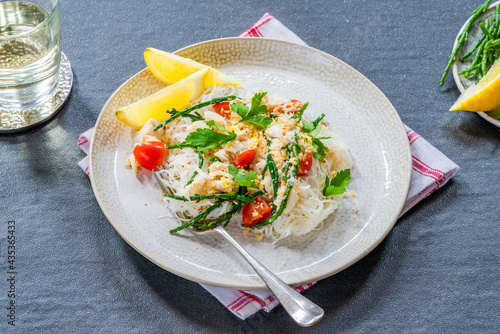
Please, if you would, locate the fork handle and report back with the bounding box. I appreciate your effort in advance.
[213,226,324,327]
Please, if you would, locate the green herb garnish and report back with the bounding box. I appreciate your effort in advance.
[290,101,309,121]
[154,95,240,131]
[192,190,266,230]
[228,165,259,188]
[167,120,236,152]
[322,169,351,196]
[188,193,255,203]
[312,138,328,161]
[166,108,204,122]
[266,153,279,199]
[302,113,325,137]
[185,171,198,187]
[231,92,273,129]
[440,0,492,85]
[198,151,204,168]
[168,201,224,234]
[197,205,242,229]
[167,189,266,233]
[250,145,300,228]
[302,113,329,161]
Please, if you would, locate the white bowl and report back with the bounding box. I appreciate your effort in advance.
[452,0,500,127]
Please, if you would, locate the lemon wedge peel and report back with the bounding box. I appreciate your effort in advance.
[144,48,242,87]
[450,59,500,112]
[115,67,211,130]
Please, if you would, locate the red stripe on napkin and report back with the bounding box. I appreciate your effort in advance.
[226,294,247,309]
[412,157,444,180]
[239,13,274,37]
[231,291,266,312]
[407,129,421,145]
[77,137,88,146]
[240,291,267,308]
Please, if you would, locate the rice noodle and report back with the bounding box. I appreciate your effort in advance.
[127,85,353,243]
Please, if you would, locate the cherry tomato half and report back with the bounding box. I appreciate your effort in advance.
[133,141,166,171]
[213,101,232,118]
[242,197,272,226]
[274,99,303,115]
[297,152,313,176]
[234,149,255,169]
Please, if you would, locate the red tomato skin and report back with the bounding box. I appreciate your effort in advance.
[234,149,255,169]
[297,152,313,176]
[274,99,303,115]
[213,101,231,117]
[133,141,166,171]
[242,198,272,226]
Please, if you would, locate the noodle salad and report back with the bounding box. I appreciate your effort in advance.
[126,85,353,242]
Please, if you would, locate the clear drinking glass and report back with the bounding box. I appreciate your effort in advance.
[0,0,61,110]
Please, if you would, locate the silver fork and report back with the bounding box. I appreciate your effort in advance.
[153,169,324,327]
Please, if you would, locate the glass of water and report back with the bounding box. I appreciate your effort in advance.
[0,0,61,110]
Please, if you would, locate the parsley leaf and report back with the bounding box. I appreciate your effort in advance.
[310,124,322,138]
[205,120,232,134]
[228,165,259,188]
[230,104,249,118]
[302,113,329,161]
[231,92,273,129]
[247,92,269,118]
[302,113,325,137]
[312,138,328,161]
[323,169,351,196]
[167,121,236,152]
[246,116,273,129]
[301,119,315,133]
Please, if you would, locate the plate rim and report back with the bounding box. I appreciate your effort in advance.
[451,0,500,128]
[89,37,412,289]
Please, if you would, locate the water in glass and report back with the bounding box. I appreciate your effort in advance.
[0,1,61,110]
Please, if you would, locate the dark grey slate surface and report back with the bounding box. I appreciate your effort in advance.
[1,0,499,333]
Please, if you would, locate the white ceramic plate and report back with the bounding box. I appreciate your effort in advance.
[90,38,412,289]
[452,0,500,127]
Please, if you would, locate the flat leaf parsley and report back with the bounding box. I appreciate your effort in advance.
[231,92,273,129]
[167,120,236,152]
[228,165,259,188]
[302,113,331,161]
[323,169,351,196]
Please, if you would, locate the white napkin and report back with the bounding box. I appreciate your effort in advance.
[78,13,459,320]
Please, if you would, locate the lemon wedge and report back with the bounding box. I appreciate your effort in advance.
[116,67,210,130]
[450,59,500,112]
[144,48,242,87]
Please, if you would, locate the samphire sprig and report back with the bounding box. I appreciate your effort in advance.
[249,144,300,228]
[167,189,266,233]
[154,95,240,131]
[458,5,500,81]
[440,0,491,85]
